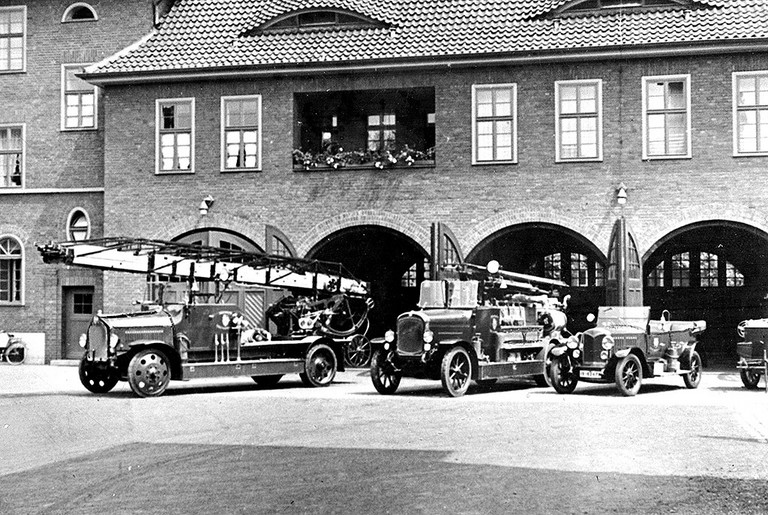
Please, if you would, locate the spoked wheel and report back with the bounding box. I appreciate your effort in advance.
[441,347,472,397]
[127,349,171,397]
[683,351,702,389]
[344,334,372,368]
[615,354,642,397]
[549,356,578,394]
[4,342,25,365]
[79,355,119,393]
[300,343,337,387]
[252,375,283,387]
[370,348,401,395]
[740,369,762,389]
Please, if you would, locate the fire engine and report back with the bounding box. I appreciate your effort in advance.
[37,237,371,397]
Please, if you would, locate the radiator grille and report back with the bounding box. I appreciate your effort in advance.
[397,316,424,355]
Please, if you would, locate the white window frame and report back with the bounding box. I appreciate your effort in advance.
[641,74,691,160]
[220,95,262,172]
[155,97,195,175]
[61,3,98,22]
[66,207,91,241]
[0,6,26,73]
[732,70,768,157]
[471,83,518,165]
[555,79,603,162]
[61,63,98,131]
[0,123,24,188]
[0,234,24,305]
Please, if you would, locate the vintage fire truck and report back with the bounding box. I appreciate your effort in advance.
[735,318,768,390]
[369,260,572,397]
[37,238,371,397]
[548,306,705,396]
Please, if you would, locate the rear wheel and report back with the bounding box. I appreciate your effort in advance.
[299,343,337,387]
[79,355,119,393]
[252,375,283,387]
[615,354,642,397]
[740,369,761,389]
[683,351,702,389]
[441,347,472,397]
[344,334,372,368]
[4,342,25,365]
[549,356,578,394]
[127,349,171,398]
[370,348,401,395]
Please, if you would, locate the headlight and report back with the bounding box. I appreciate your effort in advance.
[109,333,120,350]
[384,330,395,343]
[566,338,578,350]
[572,349,581,359]
[601,335,615,350]
[78,333,87,348]
[423,330,434,344]
[423,343,432,352]
[384,342,390,351]
[600,350,609,360]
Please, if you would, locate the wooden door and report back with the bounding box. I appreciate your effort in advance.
[431,222,463,279]
[63,287,95,359]
[606,217,643,307]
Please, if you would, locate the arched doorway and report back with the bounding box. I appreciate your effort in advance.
[644,221,768,362]
[306,225,429,337]
[467,223,607,332]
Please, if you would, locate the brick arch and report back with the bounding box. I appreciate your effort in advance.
[295,210,430,257]
[641,206,768,263]
[148,214,264,250]
[465,209,609,261]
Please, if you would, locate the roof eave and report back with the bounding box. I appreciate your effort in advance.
[81,39,768,86]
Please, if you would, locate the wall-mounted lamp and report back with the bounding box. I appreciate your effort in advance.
[198,195,215,216]
[616,183,628,205]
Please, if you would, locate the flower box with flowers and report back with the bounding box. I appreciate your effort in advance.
[292,145,435,171]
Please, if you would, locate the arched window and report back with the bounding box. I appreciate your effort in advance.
[62,3,97,22]
[647,251,744,288]
[67,208,90,241]
[0,236,22,303]
[271,236,292,257]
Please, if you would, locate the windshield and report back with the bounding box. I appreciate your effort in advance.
[418,280,478,309]
[596,306,650,329]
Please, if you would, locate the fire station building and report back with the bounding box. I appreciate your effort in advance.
[4,0,768,363]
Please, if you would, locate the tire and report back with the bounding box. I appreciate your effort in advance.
[533,374,549,387]
[549,356,578,394]
[740,368,761,389]
[615,354,642,397]
[299,343,337,387]
[683,351,702,389]
[79,354,119,394]
[4,342,25,365]
[370,348,401,395]
[127,348,171,398]
[440,346,472,397]
[344,334,372,368]
[252,374,283,387]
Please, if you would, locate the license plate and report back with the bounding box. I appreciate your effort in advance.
[580,369,602,379]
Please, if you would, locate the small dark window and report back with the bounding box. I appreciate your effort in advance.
[63,4,97,22]
[73,293,93,314]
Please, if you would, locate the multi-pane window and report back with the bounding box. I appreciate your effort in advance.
[73,292,93,314]
[734,72,768,155]
[556,80,601,161]
[594,262,605,287]
[473,84,516,163]
[700,252,719,287]
[0,126,22,188]
[271,236,292,257]
[62,65,96,129]
[671,252,690,287]
[544,253,562,281]
[628,235,641,280]
[0,236,22,303]
[726,262,745,287]
[401,262,418,288]
[570,253,589,287]
[647,262,664,287]
[367,114,396,152]
[67,209,90,241]
[222,96,260,171]
[442,235,460,266]
[157,98,193,173]
[0,7,24,72]
[643,76,690,158]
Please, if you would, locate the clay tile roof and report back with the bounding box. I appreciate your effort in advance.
[87,0,768,77]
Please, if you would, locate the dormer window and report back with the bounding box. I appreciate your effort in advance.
[62,3,97,22]
[253,9,385,34]
[556,0,692,14]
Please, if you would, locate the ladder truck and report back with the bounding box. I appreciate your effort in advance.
[37,237,372,397]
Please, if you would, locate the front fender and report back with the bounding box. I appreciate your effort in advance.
[550,346,568,357]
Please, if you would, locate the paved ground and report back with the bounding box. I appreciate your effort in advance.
[1,363,768,514]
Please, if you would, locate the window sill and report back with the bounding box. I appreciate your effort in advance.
[155,170,195,175]
[641,154,692,161]
[220,168,262,173]
[61,127,98,132]
[733,152,768,158]
[293,160,435,172]
[472,160,517,166]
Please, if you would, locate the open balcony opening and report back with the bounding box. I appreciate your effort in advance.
[294,87,435,170]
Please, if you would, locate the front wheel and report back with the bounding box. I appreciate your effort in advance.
[299,343,337,387]
[740,368,762,389]
[370,348,401,395]
[683,351,702,389]
[441,347,472,397]
[549,356,578,394]
[79,355,119,393]
[127,349,171,397]
[615,354,642,397]
[4,342,25,365]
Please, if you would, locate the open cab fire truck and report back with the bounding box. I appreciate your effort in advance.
[37,238,372,397]
[369,260,572,397]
